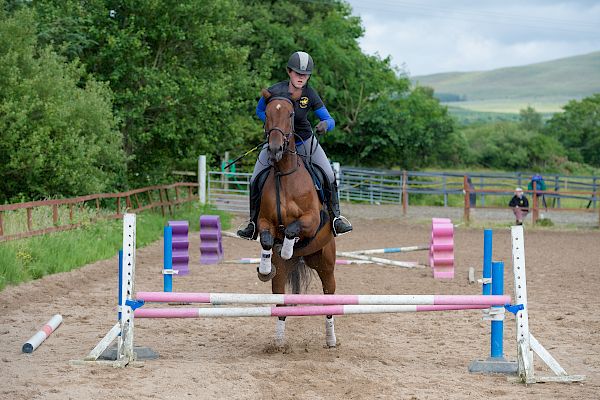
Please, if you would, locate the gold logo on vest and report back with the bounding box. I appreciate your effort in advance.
[299,97,309,108]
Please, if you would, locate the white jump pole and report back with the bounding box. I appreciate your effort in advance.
[22,314,62,353]
[198,155,206,205]
[336,251,424,268]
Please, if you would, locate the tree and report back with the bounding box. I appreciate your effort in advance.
[32,0,258,184]
[519,106,543,132]
[460,121,566,171]
[545,94,600,166]
[0,7,125,202]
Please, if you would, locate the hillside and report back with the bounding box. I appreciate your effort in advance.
[412,51,600,112]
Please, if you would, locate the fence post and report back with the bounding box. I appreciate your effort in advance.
[158,189,166,217]
[480,176,485,207]
[52,204,58,226]
[532,181,538,224]
[593,177,597,209]
[463,175,470,223]
[555,175,560,208]
[402,170,408,216]
[332,162,341,199]
[198,155,206,205]
[0,211,3,237]
[443,175,448,207]
[27,208,32,232]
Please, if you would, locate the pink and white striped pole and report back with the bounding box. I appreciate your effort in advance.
[22,314,62,353]
[136,292,510,306]
[134,304,492,318]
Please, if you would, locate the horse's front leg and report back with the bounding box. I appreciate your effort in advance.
[257,228,276,282]
[280,213,319,260]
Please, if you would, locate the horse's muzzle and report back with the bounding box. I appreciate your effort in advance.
[268,144,284,162]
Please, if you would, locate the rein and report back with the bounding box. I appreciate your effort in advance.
[265,96,301,230]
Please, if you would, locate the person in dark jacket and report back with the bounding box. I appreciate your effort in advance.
[509,187,529,225]
[237,51,352,240]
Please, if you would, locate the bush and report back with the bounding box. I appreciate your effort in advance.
[0,7,125,202]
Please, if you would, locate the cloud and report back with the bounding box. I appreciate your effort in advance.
[346,0,600,75]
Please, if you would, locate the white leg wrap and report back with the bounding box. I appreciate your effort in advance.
[281,236,298,260]
[259,249,272,275]
[325,316,336,348]
[275,319,286,346]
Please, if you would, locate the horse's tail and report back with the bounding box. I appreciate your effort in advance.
[287,257,313,294]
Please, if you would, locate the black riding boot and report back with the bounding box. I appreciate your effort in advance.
[237,183,261,240]
[328,183,352,236]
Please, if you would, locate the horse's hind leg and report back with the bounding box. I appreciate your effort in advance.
[271,257,288,347]
[306,240,337,348]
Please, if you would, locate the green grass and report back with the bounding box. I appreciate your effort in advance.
[413,51,600,102]
[0,202,231,292]
[446,106,520,123]
[446,100,566,114]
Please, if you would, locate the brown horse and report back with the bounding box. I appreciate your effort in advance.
[256,89,337,348]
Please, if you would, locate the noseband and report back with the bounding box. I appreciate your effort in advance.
[265,97,295,155]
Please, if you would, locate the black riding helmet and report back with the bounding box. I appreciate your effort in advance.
[287,51,314,75]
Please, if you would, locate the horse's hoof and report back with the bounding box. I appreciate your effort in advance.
[257,265,276,282]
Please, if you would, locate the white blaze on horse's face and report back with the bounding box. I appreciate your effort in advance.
[266,100,293,163]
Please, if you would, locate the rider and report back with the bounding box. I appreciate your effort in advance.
[237,51,353,240]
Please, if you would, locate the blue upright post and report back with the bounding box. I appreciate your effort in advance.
[468,231,517,375]
[482,229,493,296]
[118,249,123,321]
[490,261,504,359]
[163,226,173,292]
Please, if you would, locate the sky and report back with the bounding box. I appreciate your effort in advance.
[344,0,600,76]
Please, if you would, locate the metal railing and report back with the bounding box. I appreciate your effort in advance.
[208,171,251,214]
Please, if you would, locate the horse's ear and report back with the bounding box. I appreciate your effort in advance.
[261,89,271,101]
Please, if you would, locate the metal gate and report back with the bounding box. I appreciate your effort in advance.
[207,171,251,214]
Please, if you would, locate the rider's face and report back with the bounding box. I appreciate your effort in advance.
[287,69,310,89]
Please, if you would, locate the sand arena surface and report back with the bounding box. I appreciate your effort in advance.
[1,211,599,399]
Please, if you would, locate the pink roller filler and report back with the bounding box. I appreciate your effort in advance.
[430,218,454,279]
[22,314,62,353]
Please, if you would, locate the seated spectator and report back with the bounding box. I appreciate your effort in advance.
[509,187,529,225]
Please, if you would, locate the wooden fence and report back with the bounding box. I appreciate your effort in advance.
[0,182,198,242]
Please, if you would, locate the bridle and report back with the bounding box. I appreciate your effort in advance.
[264,96,300,231]
[265,96,296,158]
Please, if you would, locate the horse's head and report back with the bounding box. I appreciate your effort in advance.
[262,89,297,163]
